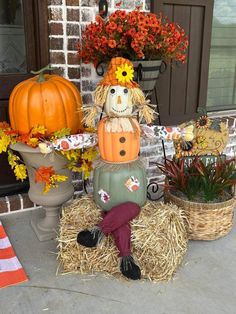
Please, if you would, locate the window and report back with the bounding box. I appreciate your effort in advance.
[207,0,236,111]
[0,0,27,74]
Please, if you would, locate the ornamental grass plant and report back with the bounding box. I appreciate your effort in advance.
[78,8,188,66]
[158,157,236,203]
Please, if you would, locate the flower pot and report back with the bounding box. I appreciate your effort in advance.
[132,60,162,93]
[165,191,235,241]
[11,143,74,241]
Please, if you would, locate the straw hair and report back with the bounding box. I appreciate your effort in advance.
[58,196,188,282]
[83,105,100,128]
[94,85,109,108]
[165,192,235,240]
[94,85,156,124]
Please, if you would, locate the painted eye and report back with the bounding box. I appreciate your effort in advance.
[123,88,128,94]
[110,88,116,94]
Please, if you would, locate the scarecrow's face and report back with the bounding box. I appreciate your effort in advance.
[105,85,133,116]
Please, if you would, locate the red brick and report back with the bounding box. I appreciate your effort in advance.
[49,23,63,36]
[66,23,80,36]
[68,67,81,79]
[71,82,81,91]
[50,51,65,64]
[48,0,62,4]
[67,38,79,51]
[82,66,92,77]
[22,194,34,209]
[68,52,80,64]
[66,0,80,5]
[67,8,80,21]
[0,197,8,214]
[81,0,97,6]
[49,8,63,21]
[81,9,93,22]
[82,93,93,104]
[52,67,65,76]
[50,37,64,50]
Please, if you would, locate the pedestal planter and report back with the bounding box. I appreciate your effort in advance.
[165,191,235,241]
[11,143,74,241]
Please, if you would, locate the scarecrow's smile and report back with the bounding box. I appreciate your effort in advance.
[111,106,129,113]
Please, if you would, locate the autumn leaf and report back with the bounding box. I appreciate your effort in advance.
[0,122,10,129]
[14,164,27,181]
[35,166,55,184]
[53,128,71,139]
[31,125,47,135]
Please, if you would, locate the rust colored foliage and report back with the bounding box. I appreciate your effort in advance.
[78,8,189,66]
[35,166,55,184]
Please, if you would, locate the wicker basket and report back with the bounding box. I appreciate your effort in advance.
[165,192,235,241]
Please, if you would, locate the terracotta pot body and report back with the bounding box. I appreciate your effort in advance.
[11,143,74,241]
[93,158,147,211]
[165,191,235,241]
[98,118,140,163]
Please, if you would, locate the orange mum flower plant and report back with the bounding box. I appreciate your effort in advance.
[78,8,188,66]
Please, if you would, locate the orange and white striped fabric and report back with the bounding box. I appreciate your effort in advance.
[0,221,28,288]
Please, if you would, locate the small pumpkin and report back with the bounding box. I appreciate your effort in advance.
[98,117,140,163]
[9,65,83,135]
[93,159,147,211]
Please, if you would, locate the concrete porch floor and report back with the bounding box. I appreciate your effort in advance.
[0,208,236,314]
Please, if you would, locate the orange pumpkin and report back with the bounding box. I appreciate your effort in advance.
[9,65,83,135]
[98,117,140,163]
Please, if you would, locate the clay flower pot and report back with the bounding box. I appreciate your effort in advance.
[11,143,74,241]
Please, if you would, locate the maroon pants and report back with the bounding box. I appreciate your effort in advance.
[98,202,141,257]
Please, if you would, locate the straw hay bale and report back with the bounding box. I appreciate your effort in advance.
[58,196,188,282]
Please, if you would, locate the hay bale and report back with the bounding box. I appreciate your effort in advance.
[58,196,188,282]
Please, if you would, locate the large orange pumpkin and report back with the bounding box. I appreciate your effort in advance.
[98,117,140,163]
[9,66,83,135]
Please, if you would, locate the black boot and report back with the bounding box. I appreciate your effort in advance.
[120,256,141,280]
[77,228,104,248]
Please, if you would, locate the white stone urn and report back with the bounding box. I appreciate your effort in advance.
[11,143,74,241]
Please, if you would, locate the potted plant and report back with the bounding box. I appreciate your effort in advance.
[157,157,236,240]
[78,8,188,92]
[0,66,97,241]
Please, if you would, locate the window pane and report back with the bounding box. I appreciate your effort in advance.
[207,0,236,111]
[0,0,27,73]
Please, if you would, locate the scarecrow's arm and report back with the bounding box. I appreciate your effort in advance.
[38,133,97,154]
[141,124,194,141]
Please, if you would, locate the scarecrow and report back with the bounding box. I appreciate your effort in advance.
[75,57,194,280]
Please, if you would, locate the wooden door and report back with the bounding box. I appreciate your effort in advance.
[151,0,214,125]
[0,0,49,195]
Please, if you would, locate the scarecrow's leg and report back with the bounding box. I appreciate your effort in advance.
[98,202,141,235]
[112,222,131,257]
[99,203,141,280]
[77,202,140,248]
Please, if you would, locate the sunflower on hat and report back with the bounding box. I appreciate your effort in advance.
[83,57,156,128]
[115,63,134,84]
